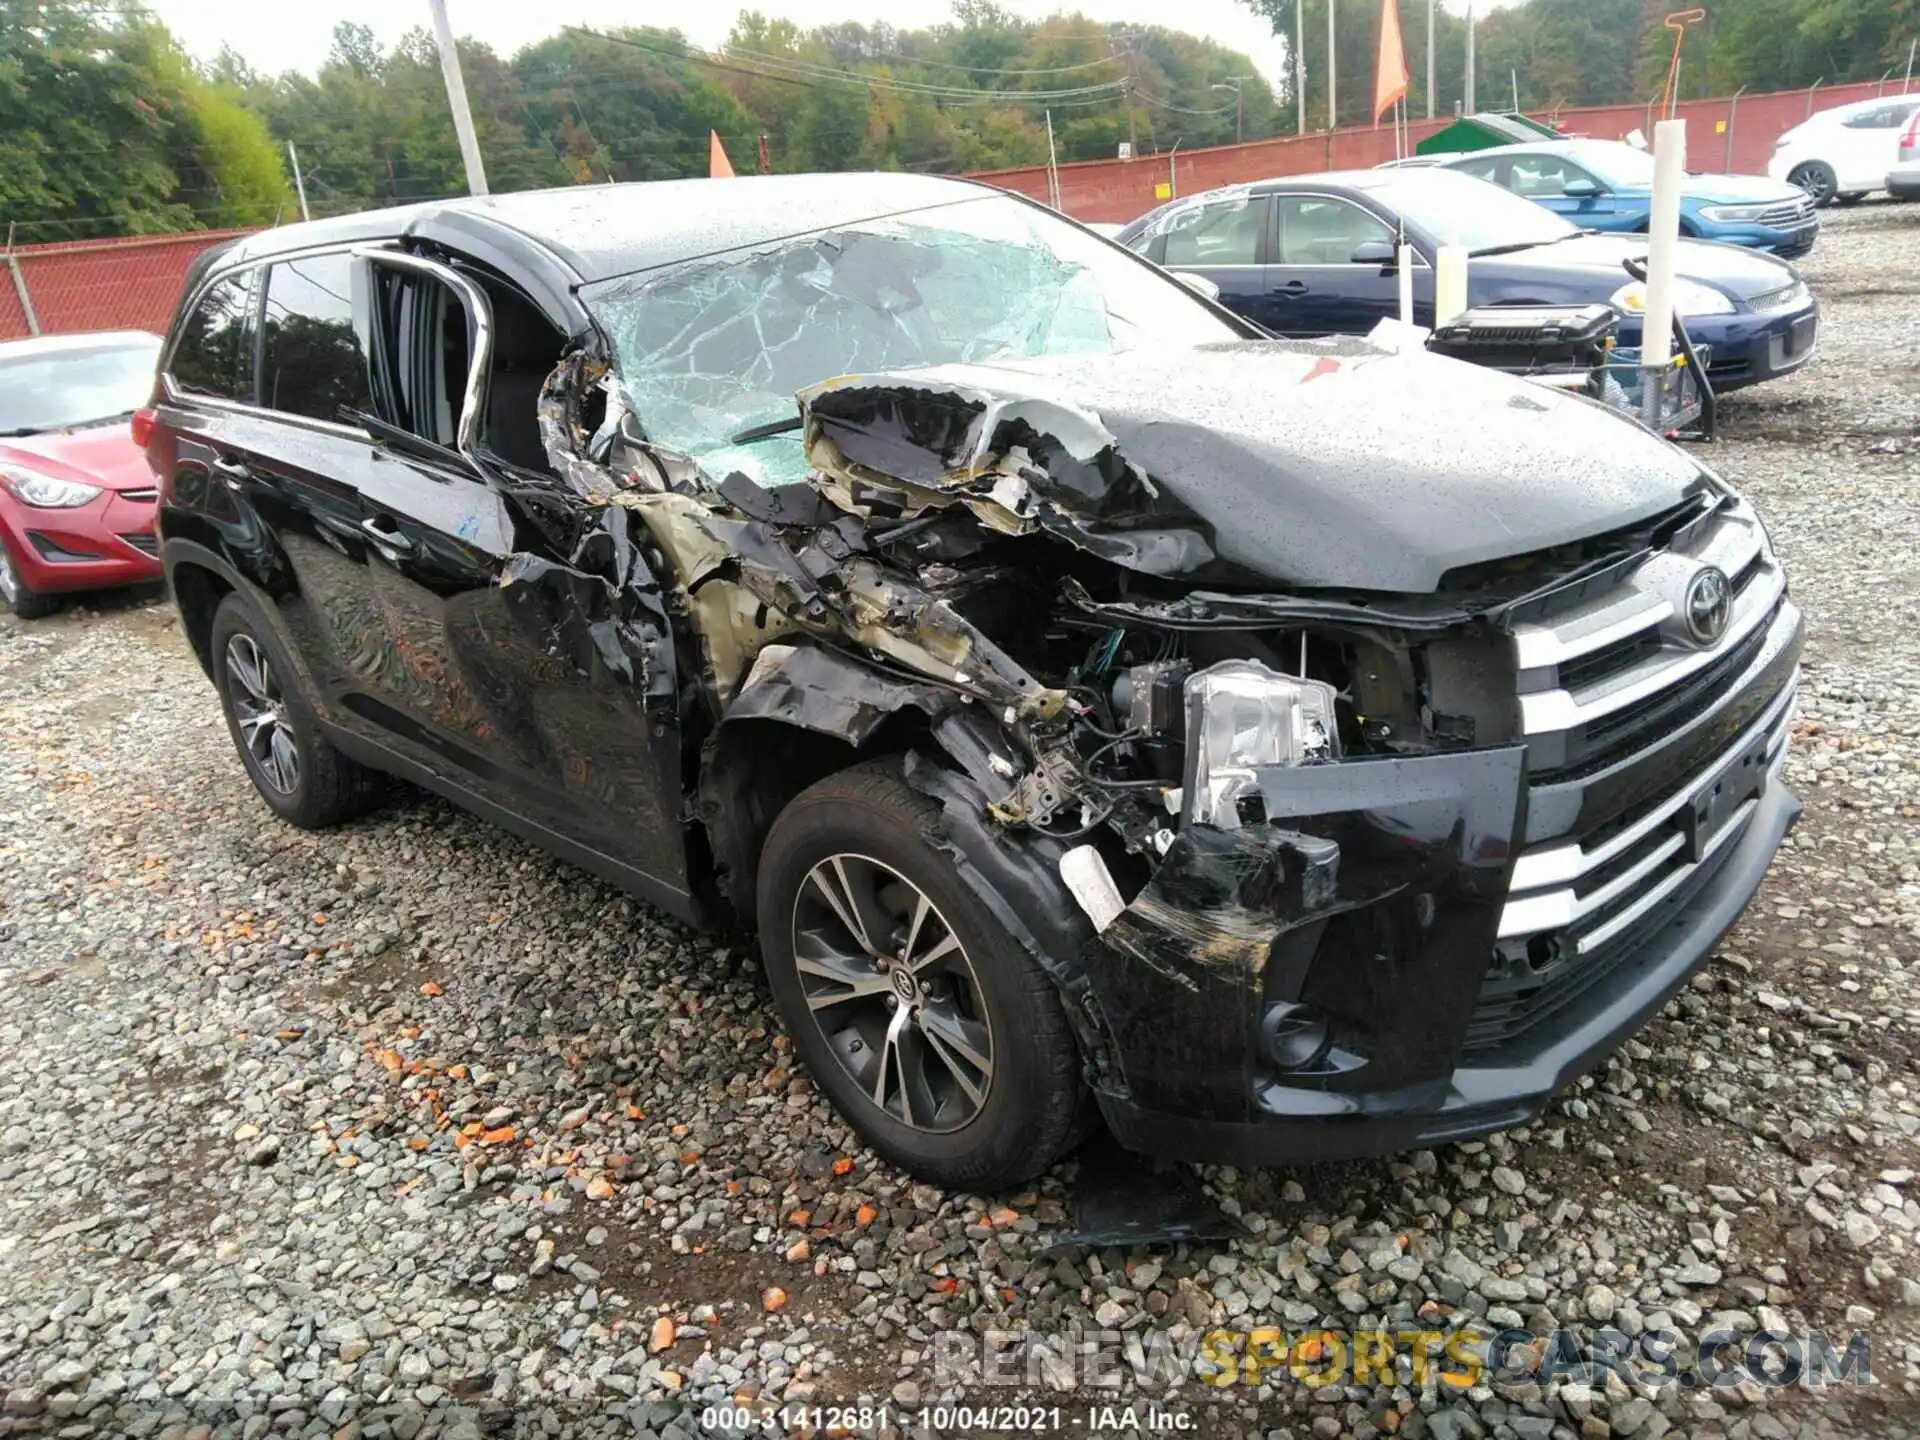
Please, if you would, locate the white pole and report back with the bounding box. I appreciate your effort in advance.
[1906,39,1916,93]
[427,0,489,197]
[1464,3,1476,113]
[1511,68,1519,114]
[1426,0,1435,118]
[286,142,311,222]
[1434,245,1468,325]
[1044,110,1060,209]
[1296,0,1306,133]
[1327,0,1337,131]
[1169,141,1181,199]
[1642,118,1686,382]
[1396,243,1415,324]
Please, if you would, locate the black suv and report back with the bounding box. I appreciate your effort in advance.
[148,175,1802,1188]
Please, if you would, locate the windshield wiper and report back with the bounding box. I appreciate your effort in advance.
[0,426,43,438]
[1469,233,1580,258]
[727,415,804,445]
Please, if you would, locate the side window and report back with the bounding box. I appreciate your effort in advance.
[367,267,473,450]
[1845,104,1912,130]
[260,253,371,424]
[170,273,256,402]
[1452,155,1504,184]
[1273,198,1394,265]
[1508,154,1581,197]
[1161,197,1267,267]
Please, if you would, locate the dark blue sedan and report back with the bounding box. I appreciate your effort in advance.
[1115,169,1819,392]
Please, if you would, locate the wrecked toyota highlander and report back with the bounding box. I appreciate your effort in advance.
[146,175,1802,1188]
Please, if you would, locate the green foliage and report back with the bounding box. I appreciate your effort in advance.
[0,2,290,241]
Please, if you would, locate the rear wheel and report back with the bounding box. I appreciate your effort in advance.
[757,760,1086,1189]
[0,538,57,619]
[209,592,382,828]
[1788,161,1838,208]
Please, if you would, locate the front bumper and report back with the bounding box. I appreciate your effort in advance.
[1677,302,1819,392]
[0,493,162,595]
[1097,779,1798,1165]
[1699,221,1819,259]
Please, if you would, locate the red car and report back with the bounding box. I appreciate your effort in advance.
[0,330,165,618]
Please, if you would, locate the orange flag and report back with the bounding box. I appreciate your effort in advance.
[1373,0,1410,125]
[709,131,736,179]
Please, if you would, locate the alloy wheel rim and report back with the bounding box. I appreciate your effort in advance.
[1794,166,1834,205]
[225,633,301,795]
[0,546,18,604]
[790,853,995,1134]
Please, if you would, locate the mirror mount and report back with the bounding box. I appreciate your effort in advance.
[1561,179,1605,200]
[1349,239,1399,269]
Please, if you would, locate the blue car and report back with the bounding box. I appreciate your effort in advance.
[1115,168,1819,392]
[1437,140,1819,258]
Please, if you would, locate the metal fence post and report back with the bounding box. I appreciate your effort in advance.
[1725,86,1745,171]
[4,224,42,337]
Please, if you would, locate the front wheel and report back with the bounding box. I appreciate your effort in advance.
[0,538,57,619]
[1788,161,1838,208]
[756,759,1087,1189]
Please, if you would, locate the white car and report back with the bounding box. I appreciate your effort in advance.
[1890,108,1920,201]
[1767,93,1920,207]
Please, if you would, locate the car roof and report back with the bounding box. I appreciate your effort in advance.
[1437,139,1625,159]
[0,330,161,361]
[211,173,1001,284]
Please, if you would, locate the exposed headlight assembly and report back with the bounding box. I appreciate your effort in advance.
[1182,659,1340,829]
[1609,277,1737,318]
[0,465,102,509]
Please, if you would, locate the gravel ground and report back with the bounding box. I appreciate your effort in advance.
[2,202,1919,1440]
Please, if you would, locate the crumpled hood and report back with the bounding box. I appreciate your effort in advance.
[799,340,1706,593]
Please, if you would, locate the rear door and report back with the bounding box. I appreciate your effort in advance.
[1144,194,1275,328]
[1266,194,1412,337]
[349,251,691,897]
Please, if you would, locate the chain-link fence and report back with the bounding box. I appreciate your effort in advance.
[977,78,1899,223]
[0,229,248,343]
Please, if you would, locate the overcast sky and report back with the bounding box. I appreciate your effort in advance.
[145,0,1514,94]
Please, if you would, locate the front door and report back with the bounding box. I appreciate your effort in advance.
[1266,195,1416,337]
[351,252,690,896]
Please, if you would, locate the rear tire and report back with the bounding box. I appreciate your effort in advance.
[1788,161,1838,208]
[756,758,1086,1189]
[0,538,56,619]
[209,592,382,828]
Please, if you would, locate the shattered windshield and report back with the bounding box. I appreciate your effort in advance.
[581,194,1243,486]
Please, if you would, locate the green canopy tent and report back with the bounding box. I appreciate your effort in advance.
[1416,111,1563,156]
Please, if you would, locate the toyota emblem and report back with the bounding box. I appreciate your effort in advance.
[1684,565,1732,645]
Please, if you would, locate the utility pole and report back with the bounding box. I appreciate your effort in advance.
[1327,0,1337,131]
[1295,0,1306,134]
[426,0,488,197]
[1464,2,1476,114]
[1212,79,1244,144]
[1426,0,1435,118]
[286,141,311,222]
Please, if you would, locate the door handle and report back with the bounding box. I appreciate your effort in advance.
[1273,280,1309,297]
[360,516,414,553]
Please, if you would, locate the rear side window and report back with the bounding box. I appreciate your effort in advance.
[261,254,371,424]
[1161,197,1267,267]
[170,273,256,402]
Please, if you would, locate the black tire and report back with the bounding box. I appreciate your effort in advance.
[1788,161,1838,208]
[0,537,57,619]
[1835,191,1867,206]
[756,759,1086,1189]
[209,592,382,828]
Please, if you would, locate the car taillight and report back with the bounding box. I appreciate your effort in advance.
[1902,110,1920,148]
[131,407,155,448]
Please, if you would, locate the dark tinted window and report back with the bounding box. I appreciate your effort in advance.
[1162,197,1266,267]
[170,273,255,401]
[261,254,370,423]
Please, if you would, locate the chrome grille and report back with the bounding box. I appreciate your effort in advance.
[1468,494,1802,1051]
[1756,198,1813,228]
[119,488,159,504]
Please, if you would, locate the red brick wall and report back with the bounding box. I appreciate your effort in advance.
[977,80,1892,224]
[1,229,246,342]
